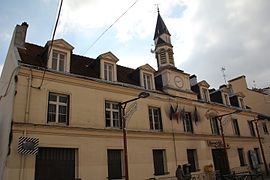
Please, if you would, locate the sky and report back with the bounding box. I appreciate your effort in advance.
[1,0,270,89]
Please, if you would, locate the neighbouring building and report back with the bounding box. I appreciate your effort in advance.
[0,11,269,180]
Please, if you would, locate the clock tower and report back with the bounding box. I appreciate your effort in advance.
[153,10,196,99]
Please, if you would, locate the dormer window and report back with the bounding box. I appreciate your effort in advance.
[143,73,153,90]
[239,97,245,109]
[139,64,156,90]
[201,88,210,102]
[223,93,230,106]
[52,50,66,72]
[104,62,114,81]
[46,39,74,73]
[98,52,118,82]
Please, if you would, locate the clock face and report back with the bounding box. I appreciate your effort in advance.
[174,76,184,88]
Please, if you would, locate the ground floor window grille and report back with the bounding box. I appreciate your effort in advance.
[107,149,124,179]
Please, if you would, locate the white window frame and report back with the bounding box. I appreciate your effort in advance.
[52,50,66,72]
[104,62,114,81]
[201,88,209,102]
[210,118,220,135]
[48,92,69,124]
[105,101,120,128]
[183,112,193,133]
[223,93,230,106]
[143,73,152,90]
[232,119,240,136]
[149,107,163,131]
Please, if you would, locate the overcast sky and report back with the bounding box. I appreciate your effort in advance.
[1,0,269,89]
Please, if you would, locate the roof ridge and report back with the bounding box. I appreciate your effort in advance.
[25,42,44,48]
[72,53,95,61]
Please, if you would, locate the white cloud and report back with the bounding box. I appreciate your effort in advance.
[55,0,270,88]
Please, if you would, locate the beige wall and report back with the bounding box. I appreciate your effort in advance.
[0,29,20,179]
[229,76,270,116]
[229,76,270,169]
[4,66,263,180]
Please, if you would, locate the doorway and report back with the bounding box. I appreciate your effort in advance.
[211,148,230,175]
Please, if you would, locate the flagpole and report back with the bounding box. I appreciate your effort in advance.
[170,118,178,167]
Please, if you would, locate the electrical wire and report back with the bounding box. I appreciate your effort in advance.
[0,66,19,101]
[32,0,63,89]
[82,0,139,55]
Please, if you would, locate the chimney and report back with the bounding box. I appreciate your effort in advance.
[189,74,197,86]
[14,22,28,48]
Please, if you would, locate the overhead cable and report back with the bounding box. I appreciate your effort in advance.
[82,0,139,55]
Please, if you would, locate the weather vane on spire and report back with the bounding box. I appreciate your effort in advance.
[155,3,160,13]
[221,67,227,84]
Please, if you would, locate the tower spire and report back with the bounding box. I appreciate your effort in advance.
[153,10,175,70]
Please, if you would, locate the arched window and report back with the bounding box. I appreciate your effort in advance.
[168,49,174,65]
[159,48,166,65]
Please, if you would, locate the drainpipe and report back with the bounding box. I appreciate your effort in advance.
[19,69,32,180]
[24,68,32,123]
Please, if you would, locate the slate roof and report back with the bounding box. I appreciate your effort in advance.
[18,42,140,86]
[153,12,171,40]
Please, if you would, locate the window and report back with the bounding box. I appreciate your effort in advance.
[107,149,124,179]
[239,98,245,109]
[47,93,69,124]
[237,148,246,166]
[187,149,199,172]
[232,119,240,136]
[104,62,114,81]
[210,118,220,135]
[153,149,168,176]
[143,73,152,90]
[35,148,76,180]
[183,112,193,133]
[105,101,120,128]
[52,50,66,72]
[149,107,163,131]
[248,121,256,137]
[160,49,166,64]
[224,94,230,106]
[254,148,262,164]
[168,49,174,64]
[262,122,269,134]
[202,88,209,102]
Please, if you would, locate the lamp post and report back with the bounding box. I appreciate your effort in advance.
[119,92,150,180]
[251,116,270,176]
[214,110,241,173]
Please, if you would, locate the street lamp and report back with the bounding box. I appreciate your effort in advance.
[250,115,270,176]
[213,110,241,174]
[119,92,150,180]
